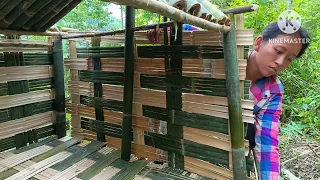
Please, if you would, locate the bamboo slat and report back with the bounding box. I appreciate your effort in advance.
[90,166,121,180]
[0,65,53,82]
[106,136,168,162]
[184,156,254,180]
[64,58,88,70]
[0,89,54,109]
[0,39,52,47]
[68,103,149,131]
[0,47,50,52]
[0,145,52,173]
[183,127,250,155]
[50,158,95,180]
[0,111,54,139]
[77,57,247,79]
[4,151,72,180]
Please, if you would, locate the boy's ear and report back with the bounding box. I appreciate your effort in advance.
[254,35,264,52]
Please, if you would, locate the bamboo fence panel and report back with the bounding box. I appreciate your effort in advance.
[65,26,256,179]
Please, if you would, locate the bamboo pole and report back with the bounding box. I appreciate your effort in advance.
[61,21,174,39]
[0,29,68,36]
[53,38,66,138]
[121,6,135,161]
[103,0,230,32]
[223,16,246,179]
[221,4,259,14]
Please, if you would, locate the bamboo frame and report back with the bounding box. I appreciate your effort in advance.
[102,0,230,32]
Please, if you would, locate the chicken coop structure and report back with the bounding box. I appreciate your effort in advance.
[0,0,259,179]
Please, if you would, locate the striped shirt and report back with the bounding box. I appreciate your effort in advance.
[249,75,284,180]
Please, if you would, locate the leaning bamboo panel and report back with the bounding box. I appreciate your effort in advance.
[0,89,54,109]
[0,111,54,139]
[0,65,53,82]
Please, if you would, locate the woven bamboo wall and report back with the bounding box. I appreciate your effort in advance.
[0,37,56,152]
[66,17,256,180]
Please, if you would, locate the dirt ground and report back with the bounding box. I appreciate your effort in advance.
[280,136,320,180]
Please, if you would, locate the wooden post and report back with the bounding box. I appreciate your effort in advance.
[223,16,247,179]
[166,17,184,169]
[121,6,135,161]
[53,38,66,138]
[69,40,82,138]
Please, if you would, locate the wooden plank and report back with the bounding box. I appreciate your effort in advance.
[0,65,53,82]
[0,47,50,52]
[0,112,54,139]
[4,151,72,180]
[0,145,52,173]
[0,89,54,109]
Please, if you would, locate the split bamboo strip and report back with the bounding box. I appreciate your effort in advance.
[190,29,254,46]
[4,151,72,180]
[102,0,231,32]
[106,136,168,162]
[68,103,149,131]
[0,29,67,36]
[0,47,50,52]
[64,58,88,70]
[0,145,52,173]
[0,39,52,47]
[0,89,53,109]
[184,156,254,180]
[183,127,250,155]
[0,111,54,139]
[90,166,121,180]
[50,158,96,180]
[0,65,53,82]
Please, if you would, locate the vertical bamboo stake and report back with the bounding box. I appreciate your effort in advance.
[69,40,82,138]
[91,36,105,142]
[223,16,247,179]
[53,38,66,138]
[236,14,245,99]
[121,6,135,161]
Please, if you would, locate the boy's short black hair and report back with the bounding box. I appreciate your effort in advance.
[261,21,310,58]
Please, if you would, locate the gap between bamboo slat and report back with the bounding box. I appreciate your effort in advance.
[0,65,53,82]
[0,111,54,139]
[0,89,54,109]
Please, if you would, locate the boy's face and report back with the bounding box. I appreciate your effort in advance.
[253,34,303,77]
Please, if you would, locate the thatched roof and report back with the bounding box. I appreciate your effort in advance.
[0,0,82,32]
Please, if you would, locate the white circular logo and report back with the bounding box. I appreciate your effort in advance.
[277,10,301,34]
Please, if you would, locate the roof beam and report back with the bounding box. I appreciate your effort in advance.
[102,0,231,32]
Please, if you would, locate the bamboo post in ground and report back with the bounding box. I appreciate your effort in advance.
[53,38,66,138]
[223,17,247,179]
[121,6,135,161]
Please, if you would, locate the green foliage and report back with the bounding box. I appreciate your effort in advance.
[56,0,122,31]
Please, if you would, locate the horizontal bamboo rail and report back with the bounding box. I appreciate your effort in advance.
[0,65,53,82]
